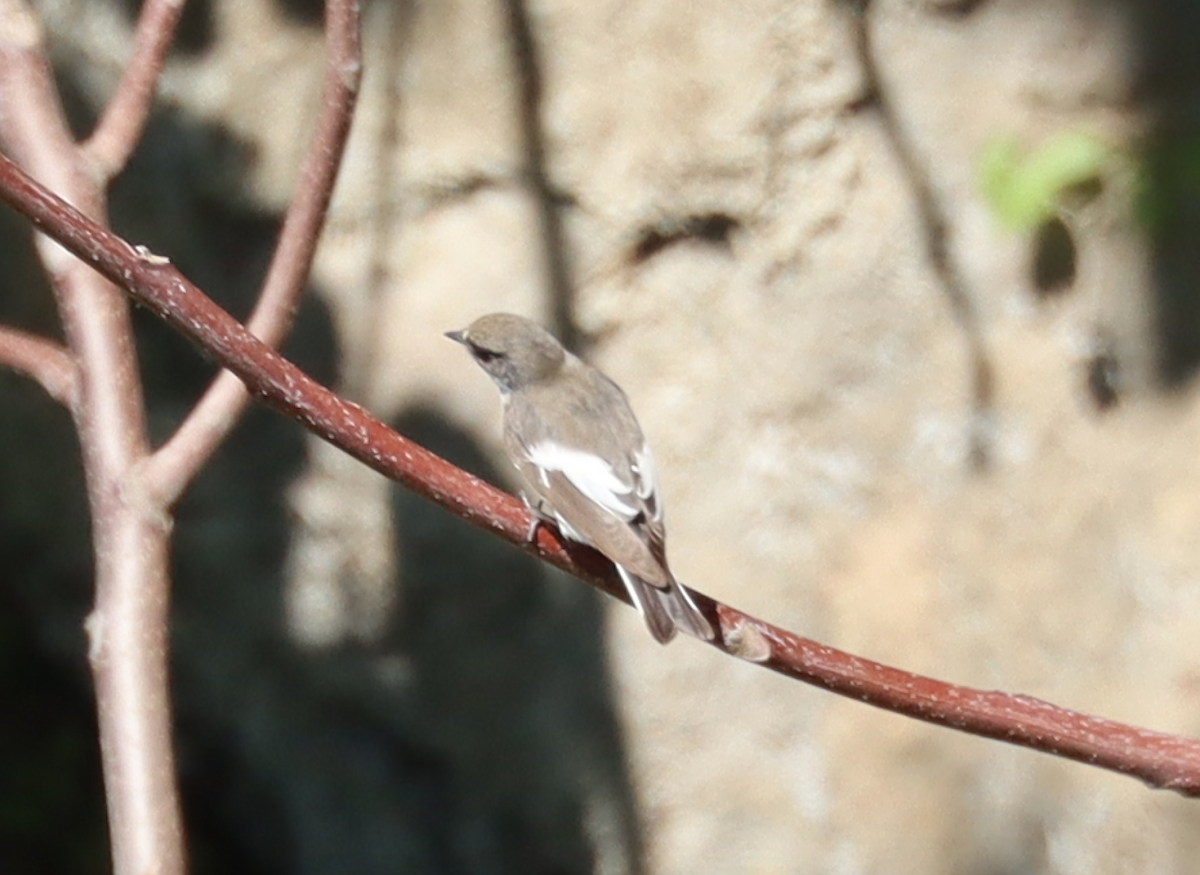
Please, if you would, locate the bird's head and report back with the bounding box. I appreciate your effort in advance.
[446,313,567,393]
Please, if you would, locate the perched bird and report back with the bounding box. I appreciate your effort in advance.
[446,313,715,644]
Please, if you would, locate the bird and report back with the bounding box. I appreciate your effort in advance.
[446,313,715,644]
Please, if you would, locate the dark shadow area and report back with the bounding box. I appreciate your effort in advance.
[630,213,741,264]
[1134,134,1200,388]
[386,404,644,875]
[0,202,61,336]
[0,198,107,875]
[275,0,325,28]
[167,402,644,874]
[921,0,990,17]
[106,106,342,441]
[116,0,217,56]
[0,100,338,875]
[0,469,108,875]
[169,394,327,875]
[1085,330,1121,411]
[1,61,326,875]
[1031,216,1077,299]
[1111,1,1200,388]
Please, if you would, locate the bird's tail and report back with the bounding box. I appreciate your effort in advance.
[617,567,716,645]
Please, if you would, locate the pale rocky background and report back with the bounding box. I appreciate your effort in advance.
[3,0,1200,873]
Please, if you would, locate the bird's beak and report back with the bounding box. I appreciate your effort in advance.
[444,329,468,345]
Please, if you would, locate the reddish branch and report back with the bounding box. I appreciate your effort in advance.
[2,149,1199,797]
[0,325,78,405]
[0,3,182,874]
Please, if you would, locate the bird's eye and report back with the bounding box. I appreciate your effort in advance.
[475,349,501,363]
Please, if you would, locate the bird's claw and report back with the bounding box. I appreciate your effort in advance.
[521,492,555,545]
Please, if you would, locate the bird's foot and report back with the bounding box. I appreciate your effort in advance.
[520,492,555,544]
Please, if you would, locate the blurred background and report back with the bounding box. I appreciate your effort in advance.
[3,0,1200,872]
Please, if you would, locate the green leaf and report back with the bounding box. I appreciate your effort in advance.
[980,132,1113,231]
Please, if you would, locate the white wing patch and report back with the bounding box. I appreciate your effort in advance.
[631,444,661,522]
[527,441,639,520]
[631,445,656,495]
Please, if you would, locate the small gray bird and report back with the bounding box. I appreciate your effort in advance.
[446,313,715,645]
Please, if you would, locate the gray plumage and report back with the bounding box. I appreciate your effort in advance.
[447,313,715,645]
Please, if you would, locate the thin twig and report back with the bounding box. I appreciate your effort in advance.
[0,1,88,195]
[0,2,185,873]
[0,324,79,405]
[3,149,1199,796]
[81,0,186,181]
[146,0,362,506]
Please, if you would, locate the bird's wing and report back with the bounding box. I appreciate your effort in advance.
[526,442,639,520]
[503,361,673,583]
[511,437,670,587]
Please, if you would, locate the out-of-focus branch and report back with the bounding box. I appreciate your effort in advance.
[0,1,91,201]
[4,149,1200,797]
[146,0,362,506]
[0,3,184,874]
[0,325,78,405]
[82,0,186,180]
